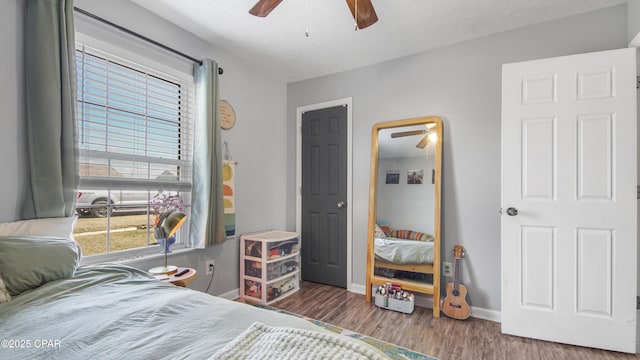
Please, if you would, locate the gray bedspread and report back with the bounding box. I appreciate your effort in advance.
[0,265,387,359]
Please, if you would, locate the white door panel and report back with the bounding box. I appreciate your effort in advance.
[502,48,637,353]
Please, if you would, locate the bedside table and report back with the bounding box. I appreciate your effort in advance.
[156,268,197,287]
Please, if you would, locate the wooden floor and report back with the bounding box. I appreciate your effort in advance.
[272,281,639,360]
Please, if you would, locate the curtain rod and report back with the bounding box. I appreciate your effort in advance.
[73,7,224,75]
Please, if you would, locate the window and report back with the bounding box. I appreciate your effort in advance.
[74,43,194,258]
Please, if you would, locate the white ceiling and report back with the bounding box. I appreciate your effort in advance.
[378,124,434,159]
[130,0,626,83]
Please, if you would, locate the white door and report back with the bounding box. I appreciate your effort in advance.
[501,48,637,353]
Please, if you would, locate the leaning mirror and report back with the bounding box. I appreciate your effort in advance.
[365,116,443,317]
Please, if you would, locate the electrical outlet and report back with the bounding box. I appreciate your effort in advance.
[206,260,215,275]
[443,262,453,277]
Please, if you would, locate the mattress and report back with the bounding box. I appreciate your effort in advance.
[375,237,434,265]
[0,264,387,359]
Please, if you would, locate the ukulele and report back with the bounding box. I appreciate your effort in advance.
[442,245,470,320]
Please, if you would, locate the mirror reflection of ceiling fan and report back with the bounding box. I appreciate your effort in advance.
[391,123,436,149]
[249,0,379,30]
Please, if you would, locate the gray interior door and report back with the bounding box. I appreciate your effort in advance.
[301,105,347,288]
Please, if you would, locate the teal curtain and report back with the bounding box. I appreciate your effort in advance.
[22,0,79,219]
[189,59,225,248]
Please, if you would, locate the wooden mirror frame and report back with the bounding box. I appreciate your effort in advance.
[365,116,443,317]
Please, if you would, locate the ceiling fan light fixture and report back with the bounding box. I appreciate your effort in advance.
[416,135,430,149]
[390,130,427,138]
[249,0,378,31]
[345,0,378,30]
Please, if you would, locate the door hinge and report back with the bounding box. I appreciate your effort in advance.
[637,186,640,199]
[637,296,640,309]
[637,76,640,89]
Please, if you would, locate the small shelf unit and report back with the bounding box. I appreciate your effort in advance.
[240,230,300,305]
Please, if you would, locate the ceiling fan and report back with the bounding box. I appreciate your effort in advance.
[391,124,436,149]
[249,0,379,30]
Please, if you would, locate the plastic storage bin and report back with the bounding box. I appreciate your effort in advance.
[266,257,299,281]
[240,230,300,305]
[374,294,414,314]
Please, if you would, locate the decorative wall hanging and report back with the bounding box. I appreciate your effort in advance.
[222,141,237,236]
[220,100,236,130]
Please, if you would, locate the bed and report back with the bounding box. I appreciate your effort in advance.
[0,218,390,360]
[375,236,434,272]
[367,225,440,316]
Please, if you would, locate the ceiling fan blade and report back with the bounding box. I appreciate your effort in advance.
[345,0,378,29]
[391,130,427,138]
[249,0,283,17]
[416,135,430,149]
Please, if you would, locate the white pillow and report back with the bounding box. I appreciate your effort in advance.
[0,216,77,240]
[0,235,81,296]
[374,224,387,239]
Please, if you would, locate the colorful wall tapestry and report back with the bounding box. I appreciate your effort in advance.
[223,160,236,237]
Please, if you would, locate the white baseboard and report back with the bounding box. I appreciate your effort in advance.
[470,306,501,323]
[418,297,501,323]
[219,288,240,300]
[349,283,366,295]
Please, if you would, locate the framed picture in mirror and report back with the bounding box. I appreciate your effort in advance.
[407,169,423,184]
[385,170,400,184]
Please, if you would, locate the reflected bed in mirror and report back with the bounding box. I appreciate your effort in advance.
[365,116,443,317]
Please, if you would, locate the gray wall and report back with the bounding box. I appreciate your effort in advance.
[287,4,628,311]
[629,0,640,42]
[2,0,291,297]
[377,157,436,235]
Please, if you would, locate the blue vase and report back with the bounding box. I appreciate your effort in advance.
[157,236,176,254]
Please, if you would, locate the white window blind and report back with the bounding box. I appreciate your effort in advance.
[75,44,194,192]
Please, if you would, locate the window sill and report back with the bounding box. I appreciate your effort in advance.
[80,245,197,266]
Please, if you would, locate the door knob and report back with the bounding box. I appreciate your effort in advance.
[337,201,346,209]
[505,207,518,216]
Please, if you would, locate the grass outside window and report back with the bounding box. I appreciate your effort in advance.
[74,214,159,256]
